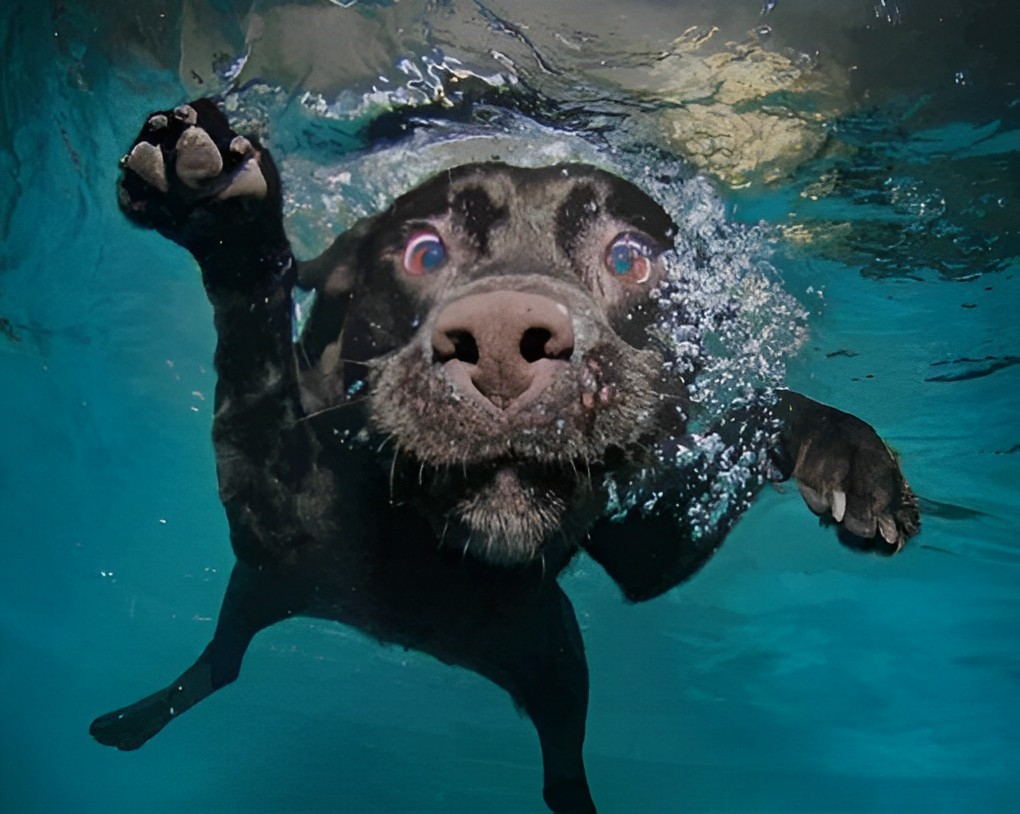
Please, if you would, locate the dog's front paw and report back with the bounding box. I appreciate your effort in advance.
[117,98,275,243]
[792,412,919,552]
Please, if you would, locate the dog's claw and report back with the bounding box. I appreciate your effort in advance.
[878,514,899,546]
[831,489,846,522]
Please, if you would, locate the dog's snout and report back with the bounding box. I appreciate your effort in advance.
[432,291,574,410]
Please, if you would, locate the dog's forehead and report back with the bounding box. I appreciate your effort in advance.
[457,164,663,233]
[447,164,613,208]
[463,168,601,259]
[388,163,672,249]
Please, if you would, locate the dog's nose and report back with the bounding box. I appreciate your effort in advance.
[432,291,574,411]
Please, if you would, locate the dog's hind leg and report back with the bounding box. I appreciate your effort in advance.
[447,582,596,814]
[90,561,301,750]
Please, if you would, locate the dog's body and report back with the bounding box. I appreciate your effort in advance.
[93,99,919,813]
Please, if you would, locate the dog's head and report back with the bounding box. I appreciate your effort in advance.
[298,163,686,564]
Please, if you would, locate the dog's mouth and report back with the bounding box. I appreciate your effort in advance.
[400,454,606,566]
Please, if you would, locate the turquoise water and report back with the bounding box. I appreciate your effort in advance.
[2,1,1018,811]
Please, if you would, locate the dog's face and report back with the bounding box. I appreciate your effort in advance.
[299,163,685,564]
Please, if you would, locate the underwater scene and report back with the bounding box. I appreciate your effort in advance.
[2,0,1018,811]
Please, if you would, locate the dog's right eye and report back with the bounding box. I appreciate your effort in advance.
[402,231,447,276]
[605,232,656,284]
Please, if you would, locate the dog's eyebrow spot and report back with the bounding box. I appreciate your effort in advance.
[605,183,674,245]
[451,186,507,255]
[555,183,600,260]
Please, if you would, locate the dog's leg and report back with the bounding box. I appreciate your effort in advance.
[587,390,920,602]
[585,401,773,601]
[466,584,595,814]
[117,97,300,442]
[117,99,320,562]
[90,562,301,750]
[522,596,595,814]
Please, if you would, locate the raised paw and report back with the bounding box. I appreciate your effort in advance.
[117,99,277,243]
[792,412,919,553]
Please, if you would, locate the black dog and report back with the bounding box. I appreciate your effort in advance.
[92,99,919,813]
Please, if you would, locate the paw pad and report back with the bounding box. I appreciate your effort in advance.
[174,126,223,188]
[123,141,168,192]
[173,104,198,125]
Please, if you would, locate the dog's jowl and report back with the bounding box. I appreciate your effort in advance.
[94,99,919,814]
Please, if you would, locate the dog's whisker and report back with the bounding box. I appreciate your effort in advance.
[388,445,401,503]
[296,397,369,423]
[334,356,380,368]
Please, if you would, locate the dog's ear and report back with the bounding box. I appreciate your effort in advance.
[298,214,379,295]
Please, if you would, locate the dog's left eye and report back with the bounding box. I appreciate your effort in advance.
[605,233,655,284]
[402,231,447,276]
